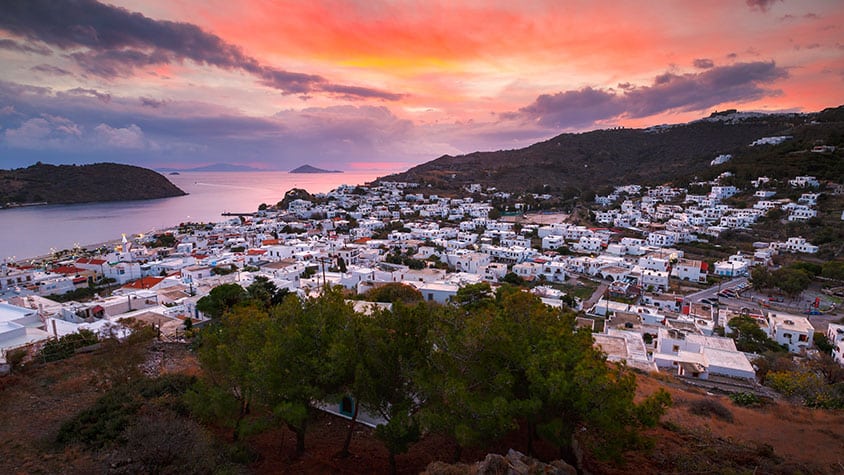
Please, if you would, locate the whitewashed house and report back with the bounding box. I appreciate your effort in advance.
[768,313,814,353]
[826,323,844,366]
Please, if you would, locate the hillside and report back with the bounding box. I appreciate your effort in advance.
[0,162,187,207]
[378,106,844,194]
[2,340,843,474]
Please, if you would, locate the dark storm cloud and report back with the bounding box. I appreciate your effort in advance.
[0,38,51,55]
[31,64,73,76]
[68,49,171,79]
[319,84,406,102]
[0,78,423,169]
[693,58,714,69]
[511,61,788,129]
[508,87,624,129]
[746,0,782,12]
[0,0,401,100]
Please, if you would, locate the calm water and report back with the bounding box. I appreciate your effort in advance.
[0,171,385,261]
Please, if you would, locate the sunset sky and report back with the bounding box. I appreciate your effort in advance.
[1,0,842,172]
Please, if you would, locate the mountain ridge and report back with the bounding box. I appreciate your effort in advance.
[378,106,844,195]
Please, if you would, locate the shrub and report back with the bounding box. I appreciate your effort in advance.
[117,411,217,474]
[37,329,99,362]
[687,398,734,422]
[729,392,761,407]
[5,347,28,372]
[57,374,195,448]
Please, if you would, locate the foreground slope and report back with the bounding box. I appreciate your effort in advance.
[2,342,843,474]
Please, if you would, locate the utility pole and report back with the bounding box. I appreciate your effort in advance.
[321,257,328,290]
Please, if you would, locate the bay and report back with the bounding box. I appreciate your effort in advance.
[0,171,384,262]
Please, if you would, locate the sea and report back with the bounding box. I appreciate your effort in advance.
[0,170,387,262]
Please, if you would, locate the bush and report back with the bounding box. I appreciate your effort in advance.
[37,329,100,362]
[729,392,761,407]
[5,347,28,372]
[117,411,217,474]
[57,374,195,448]
[687,398,734,422]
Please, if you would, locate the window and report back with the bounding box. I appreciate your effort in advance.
[798,334,808,342]
[672,345,680,353]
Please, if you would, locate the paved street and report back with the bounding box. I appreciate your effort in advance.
[685,276,748,303]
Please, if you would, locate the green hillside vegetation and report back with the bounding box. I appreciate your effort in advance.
[0,162,186,207]
[378,106,844,196]
[187,285,671,474]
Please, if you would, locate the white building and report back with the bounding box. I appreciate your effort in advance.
[787,206,817,222]
[788,176,819,188]
[654,328,755,380]
[418,282,459,304]
[827,323,844,366]
[639,269,669,292]
[768,313,814,354]
[671,259,708,283]
[710,186,739,200]
[773,237,818,254]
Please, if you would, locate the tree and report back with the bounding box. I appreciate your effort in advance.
[362,282,423,304]
[195,283,247,319]
[750,266,773,290]
[186,303,268,440]
[452,282,494,310]
[355,303,433,474]
[727,315,785,353]
[500,272,525,286]
[326,311,375,458]
[254,287,354,454]
[246,276,289,308]
[815,332,834,354]
[822,261,844,281]
[419,303,521,461]
[772,267,812,298]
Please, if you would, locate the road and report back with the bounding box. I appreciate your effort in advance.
[582,282,609,311]
[684,276,748,304]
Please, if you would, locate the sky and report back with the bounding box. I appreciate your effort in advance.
[0,0,842,172]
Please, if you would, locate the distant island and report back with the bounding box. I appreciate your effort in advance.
[157,163,264,172]
[290,164,343,174]
[0,162,187,208]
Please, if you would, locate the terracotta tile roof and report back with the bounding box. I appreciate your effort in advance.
[51,265,84,275]
[121,276,165,290]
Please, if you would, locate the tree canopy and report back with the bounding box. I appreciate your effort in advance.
[190,284,670,472]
